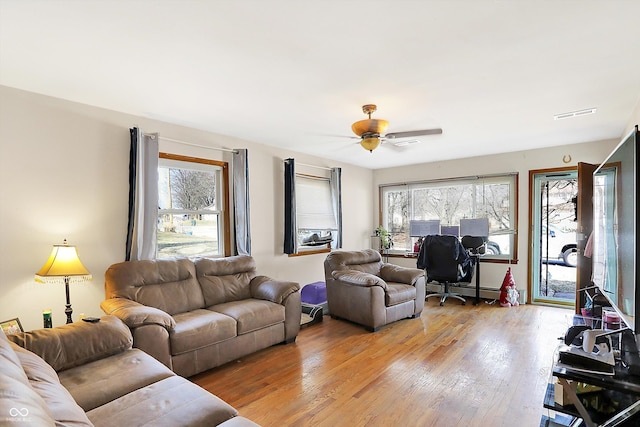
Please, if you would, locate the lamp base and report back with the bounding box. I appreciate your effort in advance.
[64,278,73,324]
[65,304,73,324]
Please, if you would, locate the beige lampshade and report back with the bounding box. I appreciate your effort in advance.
[35,240,92,284]
[360,137,381,152]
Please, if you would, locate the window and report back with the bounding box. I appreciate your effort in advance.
[380,173,518,261]
[157,153,230,258]
[284,159,342,255]
[295,174,337,253]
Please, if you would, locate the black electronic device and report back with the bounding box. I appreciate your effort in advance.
[564,325,591,346]
[558,346,615,375]
[563,325,613,352]
[621,328,640,376]
[81,317,100,323]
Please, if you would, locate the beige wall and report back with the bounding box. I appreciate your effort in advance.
[1,84,636,330]
[373,139,619,298]
[0,86,373,330]
[624,95,640,135]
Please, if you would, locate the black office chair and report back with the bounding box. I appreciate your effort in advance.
[417,234,474,306]
[461,236,486,306]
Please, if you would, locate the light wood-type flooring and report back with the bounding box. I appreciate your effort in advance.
[192,300,573,427]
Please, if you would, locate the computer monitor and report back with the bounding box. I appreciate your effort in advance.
[460,218,489,237]
[409,220,441,237]
[441,225,460,237]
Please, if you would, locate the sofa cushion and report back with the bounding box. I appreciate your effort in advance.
[170,309,237,355]
[0,329,26,380]
[0,374,56,426]
[8,315,132,372]
[210,299,285,335]
[11,342,93,426]
[195,255,257,306]
[1,331,57,426]
[385,283,418,306]
[86,376,238,427]
[59,348,174,412]
[105,258,205,315]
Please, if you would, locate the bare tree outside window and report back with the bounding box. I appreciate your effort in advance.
[414,185,473,225]
[157,155,225,259]
[380,174,517,260]
[476,183,511,231]
[169,169,216,211]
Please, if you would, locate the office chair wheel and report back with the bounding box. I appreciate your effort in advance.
[462,301,466,306]
[439,302,444,306]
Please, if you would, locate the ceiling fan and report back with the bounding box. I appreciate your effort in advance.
[351,104,443,152]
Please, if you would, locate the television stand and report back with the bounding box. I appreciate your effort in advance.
[543,327,640,427]
[550,364,640,427]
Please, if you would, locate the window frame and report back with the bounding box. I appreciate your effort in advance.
[289,172,336,257]
[158,152,231,258]
[379,172,519,263]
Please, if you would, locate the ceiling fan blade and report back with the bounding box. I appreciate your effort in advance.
[384,128,443,139]
[317,133,360,140]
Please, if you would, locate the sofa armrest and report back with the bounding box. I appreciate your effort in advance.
[332,270,387,289]
[250,276,300,304]
[380,264,425,286]
[7,315,132,372]
[101,298,176,330]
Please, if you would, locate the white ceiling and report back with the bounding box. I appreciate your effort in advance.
[1,1,640,169]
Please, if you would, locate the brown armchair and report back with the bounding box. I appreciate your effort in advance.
[324,249,426,332]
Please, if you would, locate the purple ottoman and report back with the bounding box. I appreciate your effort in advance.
[301,281,326,304]
[301,281,329,314]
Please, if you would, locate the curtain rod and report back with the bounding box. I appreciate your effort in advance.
[284,160,333,171]
[143,134,238,154]
[379,171,518,188]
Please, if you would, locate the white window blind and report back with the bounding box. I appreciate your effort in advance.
[296,175,337,230]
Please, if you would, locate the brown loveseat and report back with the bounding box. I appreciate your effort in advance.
[1,316,259,427]
[101,255,301,377]
[324,249,426,331]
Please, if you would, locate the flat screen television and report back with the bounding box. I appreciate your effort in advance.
[592,126,639,335]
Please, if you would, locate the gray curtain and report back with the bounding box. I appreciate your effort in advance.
[125,128,158,261]
[233,149,251,255]
[284,158,297,254]
[330,167,342,248]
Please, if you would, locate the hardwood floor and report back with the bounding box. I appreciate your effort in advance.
[191,301,573,427]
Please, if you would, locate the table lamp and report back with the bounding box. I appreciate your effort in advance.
[35,239,92,324]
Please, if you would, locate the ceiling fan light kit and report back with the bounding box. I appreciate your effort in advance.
[350,104,443,153]
[360,136,381,152]
[351,104,388,153]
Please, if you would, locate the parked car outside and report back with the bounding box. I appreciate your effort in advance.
[485,234,510,256]
[485,240,502,255]
[541,224,577,267]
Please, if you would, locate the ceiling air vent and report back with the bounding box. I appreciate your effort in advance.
[554,108,597,120]
[391,139,421,147]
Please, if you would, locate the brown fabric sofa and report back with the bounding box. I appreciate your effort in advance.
[1,316,259,427]
[324,249,426,331]
[101,255,301,377]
